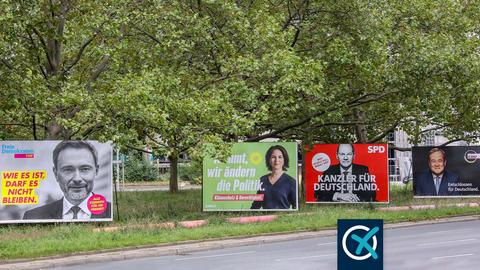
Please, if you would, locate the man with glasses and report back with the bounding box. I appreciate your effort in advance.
[315,144,376,202]
[23,141,111,220]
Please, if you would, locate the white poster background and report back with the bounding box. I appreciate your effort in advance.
[0,141,112,223]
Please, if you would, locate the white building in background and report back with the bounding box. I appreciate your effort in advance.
[388,128,468,183]
[387,130,410,182]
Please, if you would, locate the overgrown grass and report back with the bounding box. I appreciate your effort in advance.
[115,183,479,222]
[0,184,478,260]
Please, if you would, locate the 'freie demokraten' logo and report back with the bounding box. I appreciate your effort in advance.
[1,144,35,158]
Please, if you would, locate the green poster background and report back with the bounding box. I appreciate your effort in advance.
[203,142,297,211]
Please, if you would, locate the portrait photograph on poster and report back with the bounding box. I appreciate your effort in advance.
[203,142,298,211]
[305,144,389,203]
[413,146,480,197]
[0,141,113,223]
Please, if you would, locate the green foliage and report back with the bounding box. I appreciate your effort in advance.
[0,0,133,140]
[178,163,202,184]
[2,0,480,190]
[124,156,159,182]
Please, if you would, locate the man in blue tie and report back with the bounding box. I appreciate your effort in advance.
[415,148,460,196]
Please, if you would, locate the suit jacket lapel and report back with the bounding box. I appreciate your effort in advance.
[333,165,341,175]
[426,174,437,195]
[50,199,64,219]
[439,174,449,195]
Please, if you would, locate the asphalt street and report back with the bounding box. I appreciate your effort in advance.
[58,219,480,270]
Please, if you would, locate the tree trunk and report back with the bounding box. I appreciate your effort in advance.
[353,108,368,143]
[169,154,179,193]
[45,123,63,140]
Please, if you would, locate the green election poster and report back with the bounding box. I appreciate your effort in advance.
[203,142,298,211]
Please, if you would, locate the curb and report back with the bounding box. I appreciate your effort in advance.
[1,215,478,270]
[377,202,480,211]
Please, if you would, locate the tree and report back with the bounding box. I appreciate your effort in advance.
[243,0,480,146]
[0,0,130,140]
[2,0,479,192]
[99,0,328,191]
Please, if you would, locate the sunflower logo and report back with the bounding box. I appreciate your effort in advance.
[249,152,262,165]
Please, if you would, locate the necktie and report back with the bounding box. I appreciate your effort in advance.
[346,172,353,194]
[71,206,81,219]
[435,176,441,195]
[342,171,349,193]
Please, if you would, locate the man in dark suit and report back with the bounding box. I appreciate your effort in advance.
[315,144,376,202]
[23,141,111,220]
[415,147,459,196]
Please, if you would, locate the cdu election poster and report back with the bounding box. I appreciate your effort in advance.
[305,144,389,203]
[0,141,113,223]
[413,146,480,197]
[203,142,298,211]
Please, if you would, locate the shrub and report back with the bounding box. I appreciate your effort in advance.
[179,162,202,184]
[124,156,159,182]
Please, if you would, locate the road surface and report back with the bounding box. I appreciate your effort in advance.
[59,219,480,270]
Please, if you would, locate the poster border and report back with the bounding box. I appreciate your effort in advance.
[305,143,390,204]
[202,142,299,212]
[0,140,114,224]
[413,145,480,199]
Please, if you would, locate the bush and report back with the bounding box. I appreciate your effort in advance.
[124,156,159,182]
[179,162,202,184]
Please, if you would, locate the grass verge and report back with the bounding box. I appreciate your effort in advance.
[0,184,478,260]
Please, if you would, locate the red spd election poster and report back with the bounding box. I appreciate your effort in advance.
[305,144,388,203]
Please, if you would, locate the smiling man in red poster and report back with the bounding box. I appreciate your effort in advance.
[314,144,376,202]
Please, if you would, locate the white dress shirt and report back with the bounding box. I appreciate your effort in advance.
[62,193,93,219]
[432,173,443,195]
[340,166,353,193]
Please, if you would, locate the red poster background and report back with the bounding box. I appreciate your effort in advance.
[305,144,389,203]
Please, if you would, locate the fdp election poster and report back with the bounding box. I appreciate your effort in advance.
[203,142,298,211]
[0,141,113,223]
[305,144,389,203]
[413,146,480,197]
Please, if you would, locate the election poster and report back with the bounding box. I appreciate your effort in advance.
[413,146,480,197]
[203,142,298,211]
[305,144,389,203]
[0,141,113,223]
